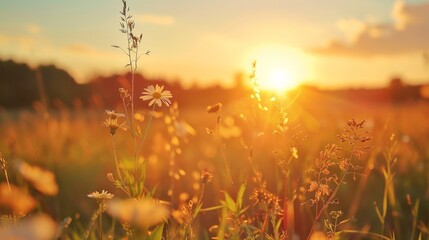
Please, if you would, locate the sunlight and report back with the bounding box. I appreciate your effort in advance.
[243,44,310,93]
[264,68,297,93]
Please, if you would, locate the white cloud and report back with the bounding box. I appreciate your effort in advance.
[134,14,175,26]
[310,0,429,57]
[335,19,366,42]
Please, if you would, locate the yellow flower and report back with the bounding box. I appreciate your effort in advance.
[139,85,173,107]
[107,198,170,228]
[17,161,58,196]
[0,183,36,214]
[102,118,127,135]
[87,190,114,200]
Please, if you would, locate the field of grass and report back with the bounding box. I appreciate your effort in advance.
[0,86,428,239]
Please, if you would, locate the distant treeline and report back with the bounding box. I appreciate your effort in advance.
[0,59,427,109]
[0,59,91,109]
[0,59,248,109]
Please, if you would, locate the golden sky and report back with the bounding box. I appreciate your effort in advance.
[1,0,429,89]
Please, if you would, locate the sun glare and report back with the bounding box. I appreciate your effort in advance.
[243,45,310,93]
[264,68,297,93]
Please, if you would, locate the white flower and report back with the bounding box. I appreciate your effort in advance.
[105,110,125,119]
[139,85,173,107]
[87,190,114,200]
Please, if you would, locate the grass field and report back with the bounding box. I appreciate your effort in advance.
[0,86,428,239]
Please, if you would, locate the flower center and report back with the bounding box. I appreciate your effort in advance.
[152,92,162,99]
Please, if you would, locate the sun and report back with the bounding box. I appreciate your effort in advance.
[263,68,298,93]
[243,44,310,93]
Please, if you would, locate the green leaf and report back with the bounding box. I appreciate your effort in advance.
[223,191,237,213]
[238,205,250,215]
[236,183,246,210]
[193,202,203,219]
[149,223,164,240]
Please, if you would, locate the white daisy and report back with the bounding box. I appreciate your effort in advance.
[87,190,114,200]
[139,85,173,107]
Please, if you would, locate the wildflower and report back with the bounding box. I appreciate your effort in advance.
[107,198,170,228]
[119,88,131,101]
[200,169,213,184]
[0,214,57,240]
[250,187,282,214]
[330,210,343,219]
[102,118,127,135]
[308,181,319,192]
[339,159,351,171]
[107,173,115,183]
[314,184,331,201]
[139,85,173,107]
[251,188,266,203]
[0,152,6,171]
[16,161,58,196]
[105,110,125,120]
[86,190,114,240]
[87,190,114,200]
[0,183,36,214]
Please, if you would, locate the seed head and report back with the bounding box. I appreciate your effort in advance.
[207,103,222,114]
[200,169,213,184]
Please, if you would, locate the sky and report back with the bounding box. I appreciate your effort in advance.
[1,0,429,89]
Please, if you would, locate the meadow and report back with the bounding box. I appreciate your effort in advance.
[0,1,428,239]
[0,83,428,239]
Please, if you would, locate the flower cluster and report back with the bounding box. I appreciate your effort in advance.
[102,110,127,135]
[251,187,282,215]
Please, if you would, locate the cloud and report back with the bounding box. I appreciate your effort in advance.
[310,0,429,57]
[134,14,175,26]
[335,19,366,42]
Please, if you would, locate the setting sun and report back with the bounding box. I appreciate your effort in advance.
[263,68,298,93]
[243,45,308,93]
